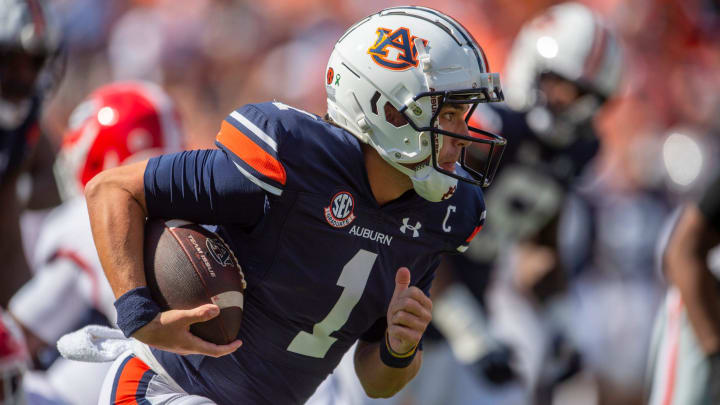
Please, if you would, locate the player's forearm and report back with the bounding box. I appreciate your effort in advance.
[354,340,422,398]
[85,162,149,298]
[667,246,720,354]
[666,206,720,354]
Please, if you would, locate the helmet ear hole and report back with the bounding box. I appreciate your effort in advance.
[370,91,381,115]
[384,102,408,128]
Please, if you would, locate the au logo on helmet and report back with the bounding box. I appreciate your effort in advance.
[367,27,428,71]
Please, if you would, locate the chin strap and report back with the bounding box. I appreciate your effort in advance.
[382,154,457,202]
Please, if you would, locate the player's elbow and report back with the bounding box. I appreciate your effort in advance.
[85,169,122,211]
[84,170,110,202]
[85,162,148,212]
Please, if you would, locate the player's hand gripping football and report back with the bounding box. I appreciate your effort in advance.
[386,267,433,354]
[134,304,242,357]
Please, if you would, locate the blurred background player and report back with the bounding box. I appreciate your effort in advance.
[646,172,720,405]
[9,81,183,405]
[427,2,624,404]
[0,0,64,307]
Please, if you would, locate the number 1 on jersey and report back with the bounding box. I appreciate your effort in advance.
[287,249,378,358]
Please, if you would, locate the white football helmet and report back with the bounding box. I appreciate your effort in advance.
[326,6,506,201]
[504,2,623,111]
[0,0,62,101]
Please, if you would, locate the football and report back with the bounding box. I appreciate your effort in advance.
[144,218,246,345]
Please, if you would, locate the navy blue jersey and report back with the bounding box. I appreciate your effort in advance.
[143,102,486,404]
[700,173,720,233]
[0,96,42,186]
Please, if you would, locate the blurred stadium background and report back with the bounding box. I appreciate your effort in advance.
[16,0,720,404]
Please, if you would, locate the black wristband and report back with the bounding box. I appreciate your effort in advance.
[379,332,418,368]
[114,286,162,337]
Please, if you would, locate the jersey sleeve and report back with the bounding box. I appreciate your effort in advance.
[144,148,266,226]
[215,104,287,197]
[699,173,720,233]
[457,209,486,253]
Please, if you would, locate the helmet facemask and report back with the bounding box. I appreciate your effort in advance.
[398,88,506,188]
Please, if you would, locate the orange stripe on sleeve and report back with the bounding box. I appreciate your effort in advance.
[217,121,287,185]
[115,357,151,405]
[465,224,483,243]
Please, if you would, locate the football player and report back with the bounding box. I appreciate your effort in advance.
[428,1,623,399]
[647,173,720,404]
[86,7,506,405]
[9,81,183,405]
[0,0,63,306]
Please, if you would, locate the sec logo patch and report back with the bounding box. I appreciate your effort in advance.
[324,191,356,228]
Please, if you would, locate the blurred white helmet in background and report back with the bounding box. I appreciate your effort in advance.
[326,6,506,200]
[0,0,62,101]
[504,2,623,111]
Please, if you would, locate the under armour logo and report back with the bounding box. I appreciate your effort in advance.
[400,217,422,238]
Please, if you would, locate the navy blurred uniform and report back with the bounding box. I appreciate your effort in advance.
[453,102,598,299]
[106,103,486,405]
[418,102,598,403]
[0,96,42,186]
[425,3,624,400]
[0,0,62,306]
